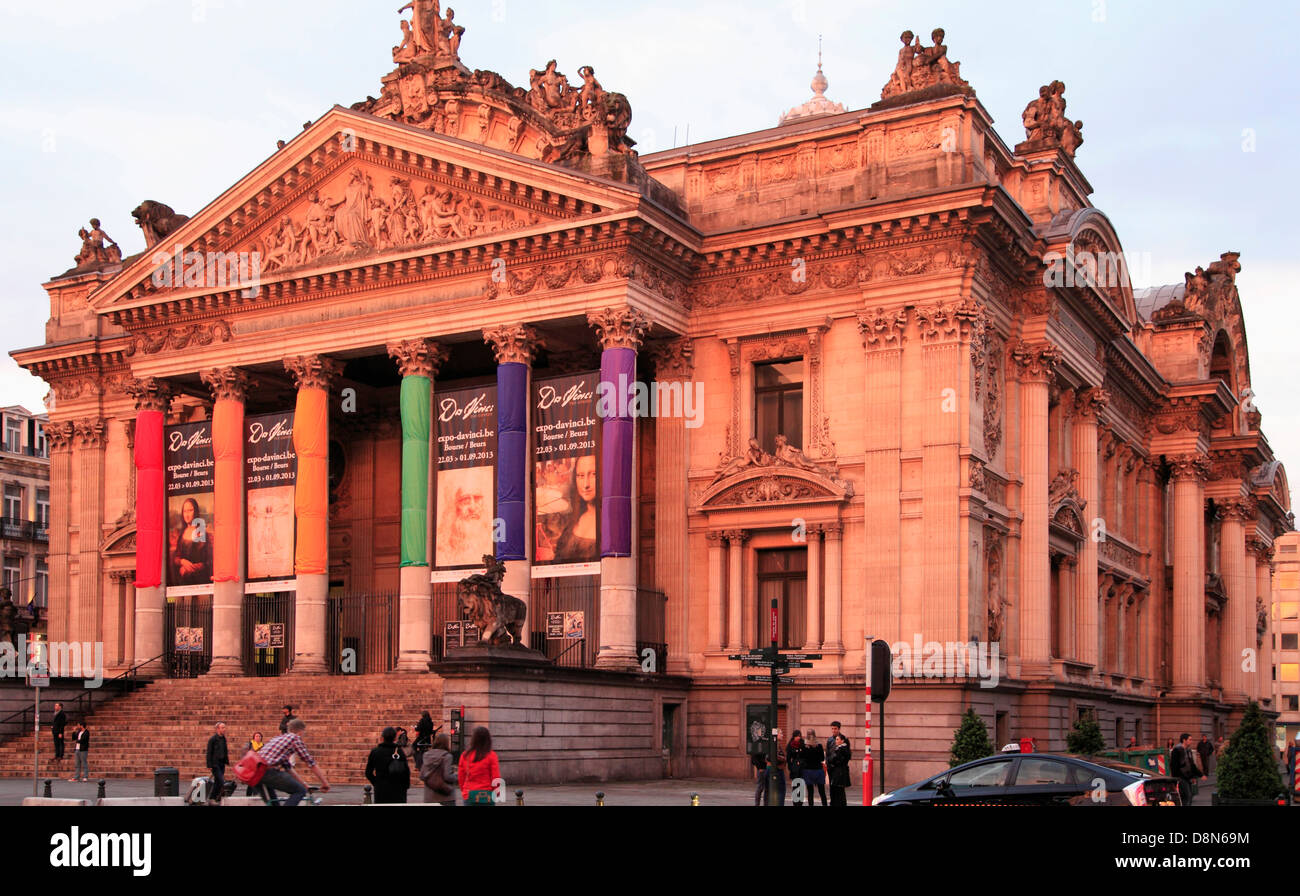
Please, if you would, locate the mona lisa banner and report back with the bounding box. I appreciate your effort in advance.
[165,421,215,596]
[245,412,297,588]
[433,383,498,579]
[532,372,600,578]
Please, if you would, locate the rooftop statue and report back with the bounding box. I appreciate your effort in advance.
[1017,80,1084,158]
[879,27,972,103]
[74,217,122,267]
[394,0,464,65]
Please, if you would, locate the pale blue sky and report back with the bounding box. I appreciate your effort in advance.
[1,0,1296,504]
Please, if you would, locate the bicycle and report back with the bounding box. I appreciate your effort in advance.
[257,784,324,806]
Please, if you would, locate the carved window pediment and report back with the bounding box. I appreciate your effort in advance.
[699,467,852,510]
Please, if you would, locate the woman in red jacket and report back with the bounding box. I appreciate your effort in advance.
[458,726,501,805]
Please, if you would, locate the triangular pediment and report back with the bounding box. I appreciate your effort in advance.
[91,107,644,314]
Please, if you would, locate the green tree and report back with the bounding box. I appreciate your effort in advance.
[949,708,994,767]
[1216,701,1284,800]
[1066,711,1105,755]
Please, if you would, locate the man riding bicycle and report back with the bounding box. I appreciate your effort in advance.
[258,718,331,806]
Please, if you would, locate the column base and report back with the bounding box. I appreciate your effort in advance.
[1019,660,1053,680]
[396,653,433,673]
[206,657,244,677]
[288,659,329,675]
[594,651,641,672]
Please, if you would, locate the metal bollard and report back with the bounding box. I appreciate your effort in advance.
[595,791,605,806]
[515,789,524,806]
[362,785,373,805]
[43,780,52,798]
[691,792,700,806]
[97,780,106,800]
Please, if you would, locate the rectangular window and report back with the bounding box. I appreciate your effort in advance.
[1281,664,1300,683]
[34,422,46,458]
[1283,633,1299,651]
[1281,603,1299,621]
[756,547,807,649]
[3,484,21,521]
[34,559,47,608]
[1287,695,1299,712]
[2,557,19,597]
[3,416,21,454]
[35,489,48,532]
[754,359,803,454]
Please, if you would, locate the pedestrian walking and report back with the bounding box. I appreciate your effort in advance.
[827,732,851,806]
[70,722,90,782]
[419,733,458,806]
[801,727,828,806]
[206,722,230,801]
[413,710,436,770]
[1197,734,1214,778]
[458,726,500,805]
[1171,733,1196,805]
[365,727,411,804]
[51,702,67,767]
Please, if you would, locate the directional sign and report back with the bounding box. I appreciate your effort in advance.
[748,647,780,656]
[748,659,791,668]
[780,654,822,662]
[26,663,49,688]
[748,674,795,684]
[727,654,750,661]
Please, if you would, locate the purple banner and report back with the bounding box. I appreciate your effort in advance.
[599,348,635,558]
[496,363,528,561]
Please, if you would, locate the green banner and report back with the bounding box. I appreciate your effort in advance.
[400,376,431,567]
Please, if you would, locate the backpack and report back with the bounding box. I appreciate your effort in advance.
[233,749,268,786]
[387,748,410,783]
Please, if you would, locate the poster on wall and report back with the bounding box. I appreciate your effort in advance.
[174,627,205,653]
[244,412,297,590]
[532,372,600,577]
[165,421,215,595]
[433,383,498,580]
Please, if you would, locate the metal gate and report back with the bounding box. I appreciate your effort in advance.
[531,576,600,669]
[164,595,212,678]
[326,592,398,674]
[242,592,295,677]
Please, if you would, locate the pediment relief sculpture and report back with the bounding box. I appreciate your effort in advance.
[707,436,850,502]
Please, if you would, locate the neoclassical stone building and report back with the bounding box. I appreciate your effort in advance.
[14,14,1293,785]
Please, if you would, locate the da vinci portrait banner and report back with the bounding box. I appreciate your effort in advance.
[533,372,600,577]
[165,421,215,596]
[433,383,498,578]
[245,412,297,587]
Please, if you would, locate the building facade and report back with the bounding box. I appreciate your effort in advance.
[1272,531,1300,746]
[0,405,50,630]
[13,15,1294,785]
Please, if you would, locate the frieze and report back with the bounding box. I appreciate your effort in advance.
[1098,538,1142,575]
[484,252,687,305]
[125,320,233,358]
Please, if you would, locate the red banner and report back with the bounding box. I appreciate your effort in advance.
[212,399,243,583]
[134,410,165,588]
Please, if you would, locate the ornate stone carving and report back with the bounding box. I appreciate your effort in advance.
[1075,387,1110,422]
[457,555,528,647]
[1152,397,1206,437]
[878,28,973,103]
[715,476,821,506]
[1012,341,1062,383]
[386,338,450,379]
[131,201,190,248]
[646,338,694,381]
[200,368,252,403]
[482,324,543,365]
[72,418,107,449]
[983,336,1004,458]
[721,529,752,543]
[283,355,343,391]
[45,421,75,452]
[1098,538,1141,575]
[969,458,987,492]
[1220,498,1256,522]
[1168,454,1210,482]
[125,320,233,357]
[1017,81,1084,158]
[986,540,1005,643]
[857,306,909,350]
[125,377,172,413]
[1049,469,1084,511]
[393,0,465,66]
[587,308,650,352]
[1258,596,1269,644]
[1182,251,1241,317]
[73,218,122,268]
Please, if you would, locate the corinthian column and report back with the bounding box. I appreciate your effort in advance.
[1169,454,1209,695]
[387,338,449,670]
[588,307,650,669]
[1014,342,1060,675]
[201,367,251,677]
[1073,388,1108,670]
[482,324,542,635]
[1218,499,1254,702]
[126,377,171,674]
[1252,542,1275,703]
[706,532,724,651]
[284,355,341,674]
[726,530,749,649]
[648,338,693,672]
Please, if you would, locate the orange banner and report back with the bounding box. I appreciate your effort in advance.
[212,398,243,583]
[293,387,329,575]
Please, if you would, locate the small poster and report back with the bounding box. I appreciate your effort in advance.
[546,612,565,640]
[174,627,204,654]
[254,623,286,649]
[548,611,585,640]
[443,620,482,647]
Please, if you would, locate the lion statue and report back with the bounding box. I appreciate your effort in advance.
[457,554,527,646]
[132,200,190,247]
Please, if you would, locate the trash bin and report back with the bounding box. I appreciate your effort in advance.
[154,767,179,797]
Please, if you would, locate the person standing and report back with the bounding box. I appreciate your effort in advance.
[801,727,828,806]
[69,722,89,783]
[279,705,297,735]
[786,731,806,803]
[243,730,265,796]
[1197,733,1214,778]
[51,703,67,768]
[413,711,435,771]
[365,727,411,804]
[1171,733,1196,805]
[419,733,458,806]
[1286,733,1299,796]
[827,732,851,806]
[206,722,229,802]
[458,726,500,805]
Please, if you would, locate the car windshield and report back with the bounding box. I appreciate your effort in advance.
[1069,756,1150,778]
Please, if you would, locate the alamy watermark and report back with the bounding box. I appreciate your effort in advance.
[0,636,104,688]
[1042,248,1151,290]
[891,636,1001,688]
[594,374,705,429]
[151,244,262,298]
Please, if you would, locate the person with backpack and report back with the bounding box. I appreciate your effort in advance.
[365,726,411,804]
[419,732,458,805]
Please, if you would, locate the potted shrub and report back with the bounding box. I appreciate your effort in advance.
[1066,711,1106,756]
[950,708,994,767]
[1213,701,1287,806]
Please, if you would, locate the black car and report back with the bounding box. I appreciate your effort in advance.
[872,753,1182,806]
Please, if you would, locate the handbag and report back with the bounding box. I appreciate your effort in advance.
[233,749,267,786]
[467,790,494,805]
[420,755,453,797]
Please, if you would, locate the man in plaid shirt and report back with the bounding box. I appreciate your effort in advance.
[258,718,331,805]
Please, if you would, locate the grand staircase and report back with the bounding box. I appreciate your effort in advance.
[0,674,442,786]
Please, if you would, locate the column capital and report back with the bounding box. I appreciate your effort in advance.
[108,570,134,584]
[200,367,252,403]
[823,521,844,539]
[1221,498,1256,523]
[72,417,107,449]
[721,529,750,544]
[646,338,694,381]
[482,324,543,365]
[284,355,342,391]
[45,421,75,453]
[1074,387,1111,423]
[1012,341,1062,383]
[706,530,725,546]
[1248,538,1273,563]
[386,338,450,379]
[125,376,172,413]
[857,306,908,350]
[587,307,651,352]
[1168,453,1211,483]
